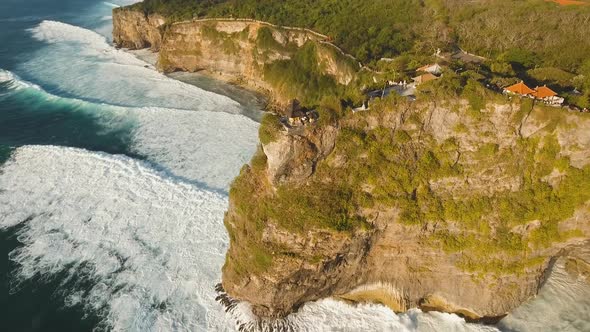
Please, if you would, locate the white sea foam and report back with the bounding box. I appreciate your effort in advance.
[499,257,590,332]
[0,146,500,332]
[0,69,258,190]
[226,297,500,332]
[122,107,259,190]
[14,20,262,190]
[103,1,120,8]
[24,21,242,112]
[0,68,15,82]
[0,146,233,331]
[0,68,43,91]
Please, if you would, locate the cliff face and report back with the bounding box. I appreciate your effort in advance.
[112,6,590,323]
[222,98,590,320]
[112,8,164,50]
[112,11,358,106]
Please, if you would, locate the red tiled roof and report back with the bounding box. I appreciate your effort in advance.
[505,82,535,95]
[413,73,437,84]
[532,85,558,99]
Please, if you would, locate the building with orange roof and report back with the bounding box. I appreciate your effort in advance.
[532,85,564,106]
[412,73,438,85]
[532,85,558,99]
[504,81,535,96]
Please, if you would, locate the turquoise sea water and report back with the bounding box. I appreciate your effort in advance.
[0,2,125,330]
[0,1,261,330]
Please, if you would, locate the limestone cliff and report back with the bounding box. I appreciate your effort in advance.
[112,10,358,107]
[112,6,590,324]
[222,98,590,321]
[112,7,165,50]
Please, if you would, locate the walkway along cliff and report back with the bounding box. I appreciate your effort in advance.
[113,6,590,323]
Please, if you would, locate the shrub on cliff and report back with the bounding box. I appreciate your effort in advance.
[256,27,286,51]
[259,113,282,145]
[263,42,342,106]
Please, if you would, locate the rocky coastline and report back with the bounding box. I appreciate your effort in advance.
[112,6,590,323]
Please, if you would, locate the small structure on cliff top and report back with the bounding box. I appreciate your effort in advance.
[417,63,443,75]
[358,80,418,112]
[504,82,564,106]
[532,85,565,106]
[504,81,535,96]
[284,99,318,127]
[412,73,438,85]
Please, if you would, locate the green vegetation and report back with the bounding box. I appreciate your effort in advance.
[263,42,343,105]
[233,96,589,277]
[200,23,241,55]
[127,0,590,108]
[462,79,487,112]
[572,59,590,108]
[445,1,590,72]
[527,67,576,88]
[136,0,590,74]
[258,113,283,145]
[256,26,286,51]
[137,0,435,64]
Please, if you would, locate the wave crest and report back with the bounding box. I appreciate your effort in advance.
[0,68,259,190]
[0,146,232,331]
[23,20,243,112]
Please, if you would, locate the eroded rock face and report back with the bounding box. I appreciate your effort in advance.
[223,205,377,318]
[112,9,164,50]
[222,101,590,320]
[366,218,545,319]
[111,12,358,106]
[112,7,590,323]
[263,125,338,184]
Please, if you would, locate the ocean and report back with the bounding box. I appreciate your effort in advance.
[0,0,587,331]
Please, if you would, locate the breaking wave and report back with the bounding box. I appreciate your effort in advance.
[0,146,233,331]
[22,20,242,112]
[0,68,259,190]
[103,2,120,8]
[0,68,43,91]
[0,146,500,332]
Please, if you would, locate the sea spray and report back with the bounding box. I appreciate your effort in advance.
[214,283,501,332]
[0,146,234,330]
[0,69,259,190]
[23,20,243,112]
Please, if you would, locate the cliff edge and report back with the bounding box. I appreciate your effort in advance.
[223,97,590,320]
[112,6,590,323]
[112,9,358,107]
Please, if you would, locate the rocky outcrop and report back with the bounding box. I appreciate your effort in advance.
[112,8,164,50]
[222,99,590,321]
[112,11,358,107]
[111,5,590,324]
[224,208,377,318]
[263,125,338,184]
